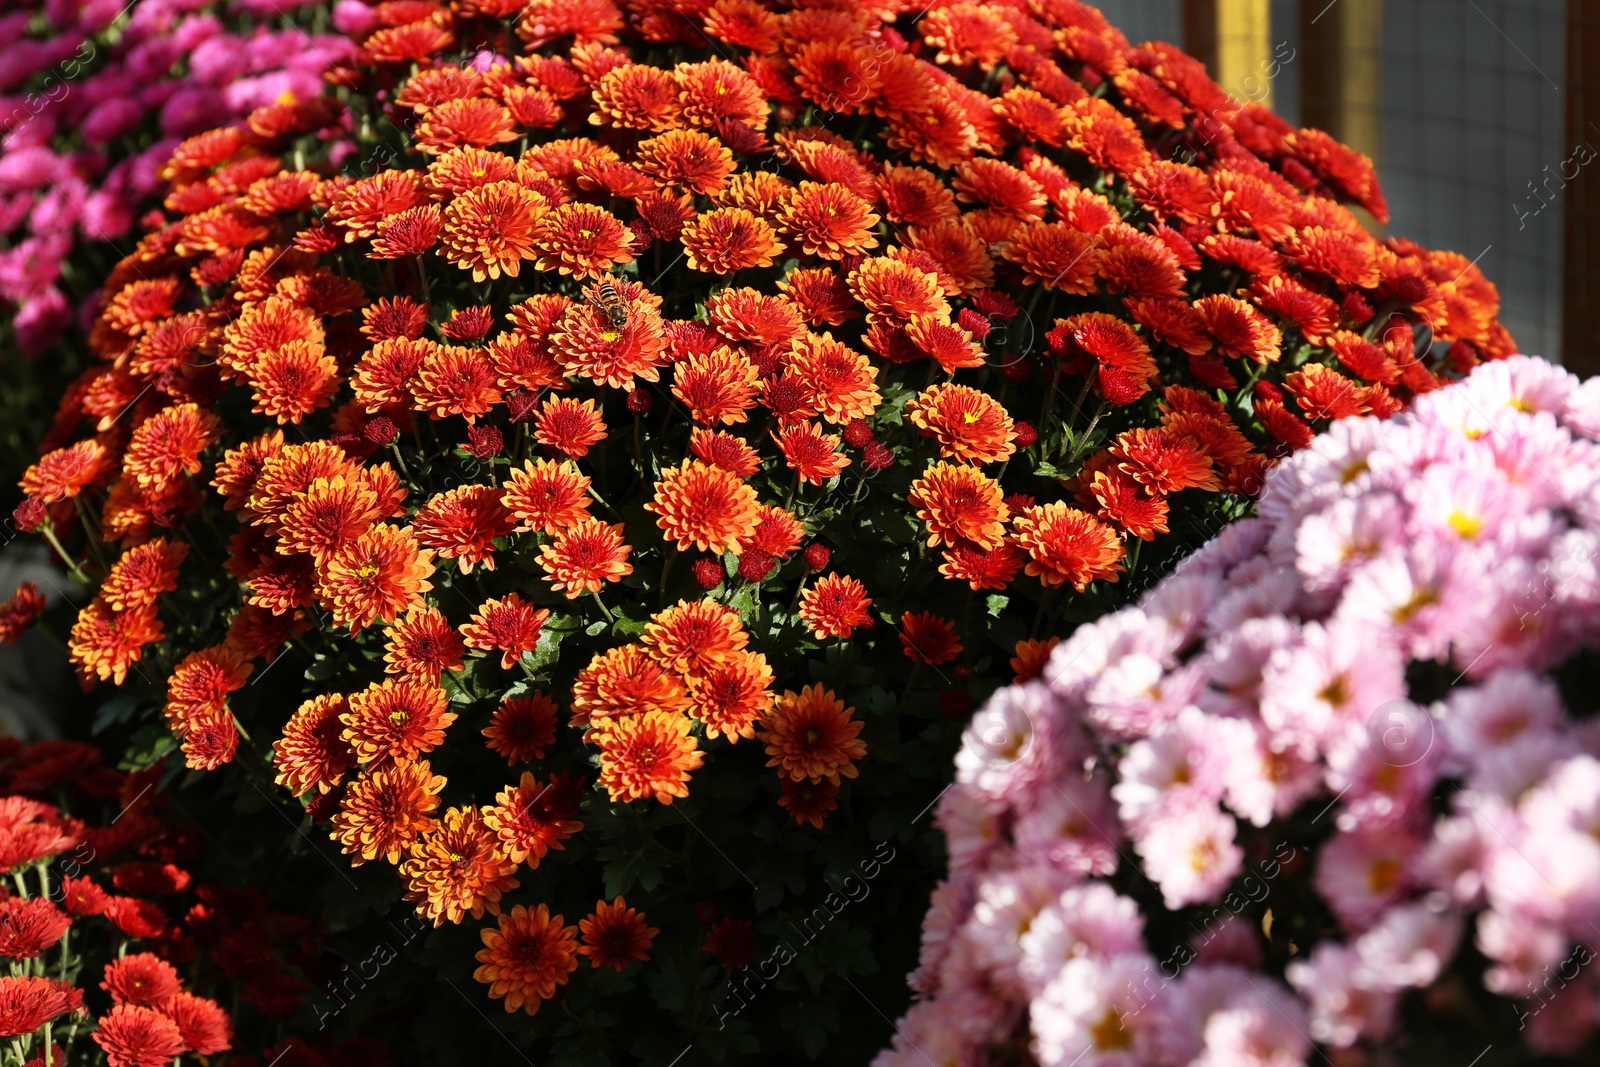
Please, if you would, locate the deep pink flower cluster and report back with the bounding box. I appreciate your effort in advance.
[0,0,351,356]
[886,354,1600,1065]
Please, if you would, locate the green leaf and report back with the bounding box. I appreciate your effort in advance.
[985,594,1009,617]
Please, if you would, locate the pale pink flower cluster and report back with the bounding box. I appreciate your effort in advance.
[880,356,1600,1065]
[0,0,353,356]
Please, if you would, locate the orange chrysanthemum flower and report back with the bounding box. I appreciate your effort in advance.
[737,504,805,560]
[100,539,188,613]
[24,440,111,504]
[571,644,692,727]
[474,904,579,1015]
[1194,294,1284,363]
[703,0,780,52]
[483,695,559,764]
[905,383,1016,465]
[243,340,340,425]
[123,404,220,489]
[939,541,1024,590]
[413,343,502,423]
[414,97,518,155]
[578,897,658,971]
[327,170,425,241]
[315,525,435,633]
[671,346,762,426]
[758,684,865,784]
[848,256,948,322]
[341,678,456,764]
[641,599,746,675]
[1109,427,1222,494]
[903,223,995,294]
[791,39,881,114]
[593,710,703,804]
[797,573,873,640]
[538,519,633,597]
[68,599,162,686]
[778,267,856,327]
[500,458,593,534]
[401,806,520,926]
[775,421,849,485]
[440,181,545,282]
[1010,503,1126,591]
[952,158,1047,221]
[330,758,446,865]
[413,486,516,574]
[1002,222,1103,293]
[899,610,962,664]
[644,460,761,553]
[550,286,669,389]
[461,594,551,671]
[533,396,608,458]
[680,208,785,273]
[534,202,635,279]
[689,428,762,477]
[163,644,251,731]
[780,181,880,260]
[705,287,806,348]
[687,649,774,741]
[274,694,358,796]
[591,63,681,131]
[482,771,584,866]
[634,129,736,195]
[278,476,383,562]
[353,337,429,411]
[908,462,1008,550]
[383,606,467,681]
[676,58,768,130]
[779,778,840,828]
[1052,311,1158,406]
[922,2,1016,69]
[787,333,880,424]
[1011,637,1060,683]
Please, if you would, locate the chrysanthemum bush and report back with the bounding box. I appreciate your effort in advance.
[0,737,396,1067]
[0,0,352,510]
[17,0,1514,1059]
[889,354,1600,1066]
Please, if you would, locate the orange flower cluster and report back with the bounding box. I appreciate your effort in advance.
[578,599,774,803]
[21,0,1514,1031]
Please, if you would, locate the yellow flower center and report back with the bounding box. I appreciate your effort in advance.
[1447,510,1483,539]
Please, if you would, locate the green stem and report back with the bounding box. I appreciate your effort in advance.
[38,523,90,584]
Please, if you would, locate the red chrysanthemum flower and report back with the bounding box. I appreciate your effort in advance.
[680,207,785,273]
[645,460,762,553]
[898,611,962,665]
[775,421,850,485]
[23,439,111,503]
[0,976,82,1038]
[161,993,231,1056]
[686,649,773,742]
[538,519,634,597]
[550,287,669,390]
[414,97,518,155]
[277,476,382,562]
[0,897,70,958]
[1010,503,1126,591]
[758,684,865,784]
[593,710,703,804]
[533,396,608,458]
[689,429,762,477]
[500,458,593,534]
[1002,222,1103,293]
[383,606,467,680]
[101,953,180,1008]
[1050,311,1158,406]
[401,806,520,926]
[413,486,516,575]
[908,462,1008,550]
[92,1004,186,1067]
[579,896,658,971]
[635,129,736,195]
[848,256,948,322]
[474,904,579,1015]
[483,695,560,764]
[461,594,551,670]
[591,63,681,131]
[641,599,746,675]
[791,39,882,114]
[274,693,358,796]
[778,267,856,327]
[797,573,873,640]
[315,525,436,633]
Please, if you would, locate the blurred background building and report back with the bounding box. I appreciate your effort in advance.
[1100,0,1596,373]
